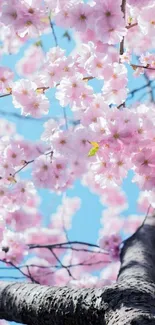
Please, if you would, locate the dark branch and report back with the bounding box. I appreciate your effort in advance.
[0,282,108,325]
[1,214,155,324]
[49,17,58,46]
[143,72,154,102]
[118,213,155,283]
[28,241,100,250]
[120,0,126,55]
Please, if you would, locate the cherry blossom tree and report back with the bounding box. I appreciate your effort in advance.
[0,0,155,324]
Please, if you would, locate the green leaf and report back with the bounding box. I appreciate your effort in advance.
[90,141,99,148]
[88,146,99,157]
[34,40,43,47]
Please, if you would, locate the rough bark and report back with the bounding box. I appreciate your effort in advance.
[1,215,155,324]
[107,214,155,324]
[0,283,108,325]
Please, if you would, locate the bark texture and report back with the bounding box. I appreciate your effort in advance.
[0,283,108,325]
[1,215,155,324]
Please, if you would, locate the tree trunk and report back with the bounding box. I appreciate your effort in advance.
[1,215,155,325]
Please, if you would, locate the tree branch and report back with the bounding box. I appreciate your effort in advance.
[49,15,58,46]
[131,64,155,71]
[126,23,138,29]
[0,76,94,100]
[1,217,155,324]
[118,213,155,284]
[28,241,100,250]
[120,0,126,55]
[0,282,108,325]
[143,72,154,102]
[127,81,154,100]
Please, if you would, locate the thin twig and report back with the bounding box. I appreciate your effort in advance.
[0,276,26,279]
[13,159,34,177]
[131,64,155,71]
[143,72,154,102]
[0,257,110,271]
[0,93,11,98]
[51,249,75,279]
[126,23,138,29]
[29,240,100,249]
[49,16,58,46]
[141,204,152,228]
[117,102,125,109]
[0,109,81,126]
[0,76,94,100]
[63,107,68,130]
[0,150,53,180]
[0,260,39,284]
[120,0,126,56]
[0,109,50,121]
[119,0,126,110]
[127,81,154,100]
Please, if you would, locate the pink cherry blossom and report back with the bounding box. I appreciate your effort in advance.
[99,233,121,260]
[50,196,81,230]
[0,230,27,264]
[12,79,49,117]
[137,190,155,214]
[22,257,55,285]
[5,209,41,231]
[1,0,50,38]
[132,148,155,175]
[16,44,45,77]
[138,5,155,35]
[4,143,25,167]
[0,66,14,93]
[69,3,92,32]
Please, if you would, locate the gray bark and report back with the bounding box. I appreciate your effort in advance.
[0,215,155,324]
